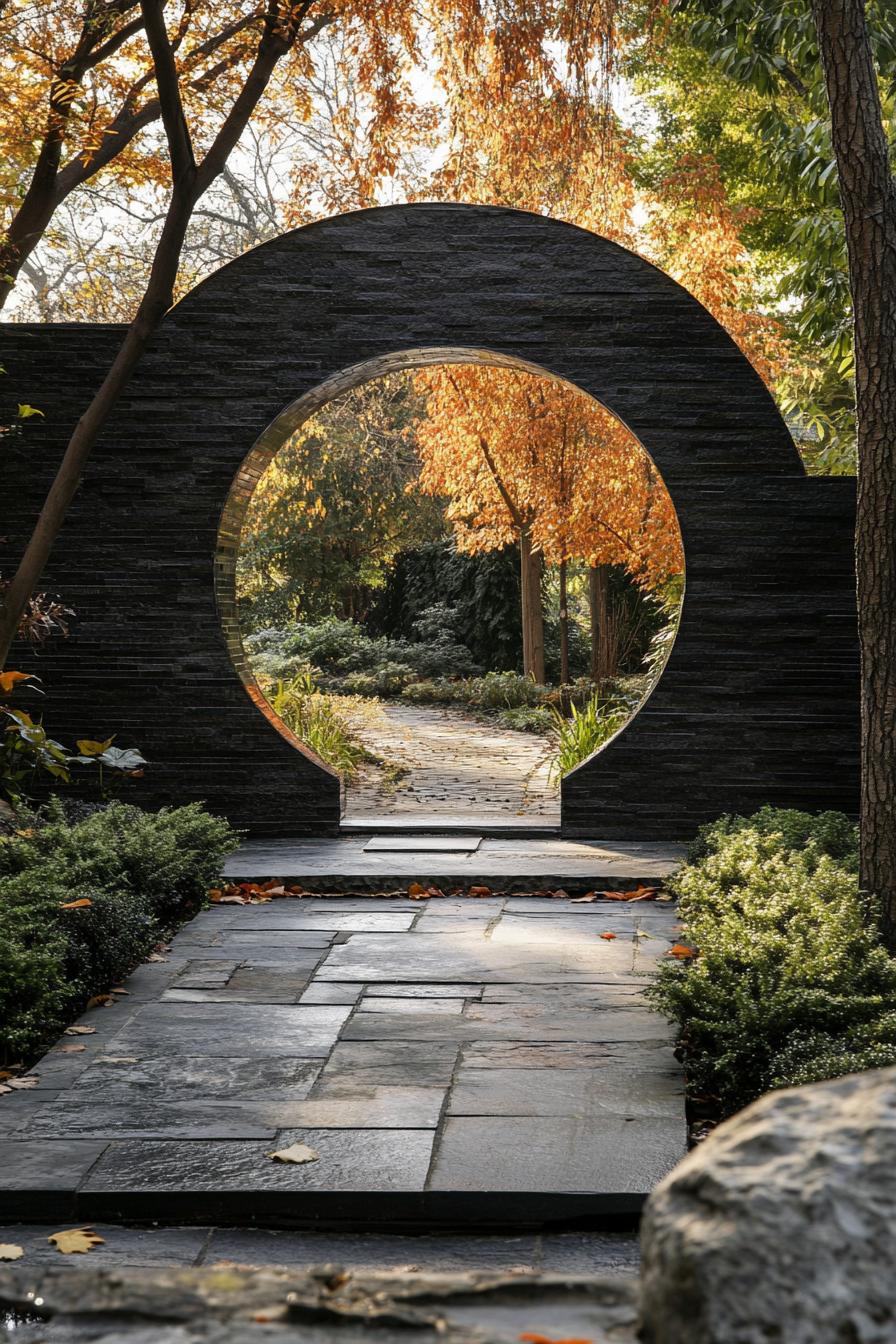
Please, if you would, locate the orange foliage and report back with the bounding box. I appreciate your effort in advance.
[414,365,683,589]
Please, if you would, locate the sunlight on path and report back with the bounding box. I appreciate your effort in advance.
[344,702,560,823]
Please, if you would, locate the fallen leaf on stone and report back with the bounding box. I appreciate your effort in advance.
[550,889,570,899]
[426,885,445,898]
[267,1142,319,1164]
[599,932,617,941]
[59,898,92,910]
[147,952,168,963]
[64,1025,96,1036]
[57,1044,86,1053]
[261,881,289,897]
[0,1245,23,1261]
[667,943,698,960]
[519,1335,594,1344]
[48,1227,105,1255]
[86,995,111,1008]
[0,1085,11,1095]
[468,885,492,897]
[288,884,306,895]
[207,888,223,900]
[602,885,660,902]
[407,882,427,897]
[571,892,597,903]
[636,929,652,939]
[253,1308,287,1323]
[110,987,129,995]
[7,1076,38,1090]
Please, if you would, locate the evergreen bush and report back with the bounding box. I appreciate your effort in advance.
[0,799,239,1062]
[649,809,896,1116]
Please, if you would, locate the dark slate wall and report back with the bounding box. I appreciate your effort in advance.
[0,203,859,837]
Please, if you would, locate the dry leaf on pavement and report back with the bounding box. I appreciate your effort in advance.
[267,1142,319,1164]
[57,1044,86,1054]
[64,1025,96,1036]
[0,1245,23,1261]
[48,1227,105,1255]
[599,932,617,941]
[570,892,597,903]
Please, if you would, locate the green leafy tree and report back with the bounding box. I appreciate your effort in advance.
[627,0,896,470]
[237,375,444,629]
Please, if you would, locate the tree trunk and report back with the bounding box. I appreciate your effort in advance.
[0,195,194,664]
[589,563,612,684]
[0,4,303,667]
[558,558,570,696]
[811,0,896,946]
[519,528,545,683]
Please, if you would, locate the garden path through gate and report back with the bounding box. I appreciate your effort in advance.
[1,203,859,837]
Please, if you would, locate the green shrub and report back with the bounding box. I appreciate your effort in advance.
[463,671,546,710]
[338,662,416,697]
[400,678,453,704]
[648,812,893,1116]
[246,617,480,690]
[687,805,858,866]
[0,799,239,1063]
[498,706,554,733]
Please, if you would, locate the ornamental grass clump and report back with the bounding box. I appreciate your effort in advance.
[649,809,896,1117]
[0,799,239,1062]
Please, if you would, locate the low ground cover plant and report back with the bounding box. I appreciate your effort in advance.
[650,807,896,1118]
[0,798,239,1062]
[267,671,380,779]
[549,690,635,781]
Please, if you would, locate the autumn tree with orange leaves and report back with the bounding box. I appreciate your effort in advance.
[0,0,620,667]
[414,365,683,684]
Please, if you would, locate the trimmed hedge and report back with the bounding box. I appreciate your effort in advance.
[0,799,239,1062]
[649,808,896,1116]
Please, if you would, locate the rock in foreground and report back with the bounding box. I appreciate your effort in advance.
[640,1065,896,1344]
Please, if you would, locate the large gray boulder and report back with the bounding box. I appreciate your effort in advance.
[639,1066,896,1344]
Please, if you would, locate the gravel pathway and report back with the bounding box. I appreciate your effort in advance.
[344,701,560,823]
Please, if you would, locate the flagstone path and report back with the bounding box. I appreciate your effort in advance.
[343,702,560,823]
[0,893,685,1227]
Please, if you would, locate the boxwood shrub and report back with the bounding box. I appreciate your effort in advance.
[0,799,239,1062]
[649,807,896,1117]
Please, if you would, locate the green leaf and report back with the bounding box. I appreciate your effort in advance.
[16,404,44,419]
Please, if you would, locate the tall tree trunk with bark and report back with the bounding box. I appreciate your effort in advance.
[0,0,322,666]
[558,558,570,688]
[589,563,612,684]
[519,528,545,683]
[811,0,896,944]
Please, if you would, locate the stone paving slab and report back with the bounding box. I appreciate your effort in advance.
[224,836,685,888]
[0,1222,639,1274]
[0,895,685,1226]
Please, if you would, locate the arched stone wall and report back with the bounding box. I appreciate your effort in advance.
[1,203,859,836]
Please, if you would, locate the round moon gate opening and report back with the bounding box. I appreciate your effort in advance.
[1,203,859,836]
